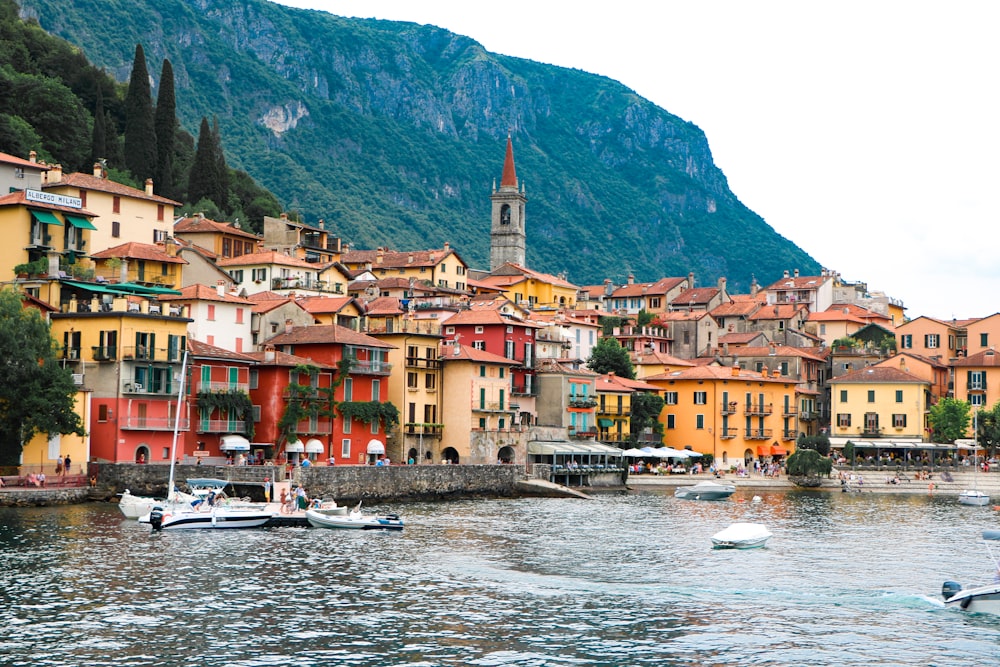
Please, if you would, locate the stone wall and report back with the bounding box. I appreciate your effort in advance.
[0,488,91,507]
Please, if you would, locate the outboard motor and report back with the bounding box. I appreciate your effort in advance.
[942,580,963,601]
[149,504,165,532]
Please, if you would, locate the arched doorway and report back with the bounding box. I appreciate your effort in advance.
[497,445,515,464]
[135,445,150,464]
[441,447,459,464]
[407,448,418,464]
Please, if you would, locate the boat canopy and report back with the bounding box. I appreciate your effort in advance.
[220,435,250,451]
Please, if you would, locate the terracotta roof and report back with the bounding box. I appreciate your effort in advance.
[833,366,929,384]
[645,365,795,383]
[480,262,579,290]
[443,308,542,328]
[748,304,807,321]
[632,349,695,367]
[807,310,869,324]
[216,250,319,270]
[90,241,187,264]
[44,171,180,205]
[825,303,892,321]
[296,296,356,314]
[764,274,832,291]
[721,345,827,363]
[246,290,288,302]
[0,152,48,170]
[364,296,404,316]
[188,339,257,362]
[952,349,1000,368]
[266,324,394,349]
[671,287,718,305]
[718,332,767,344]
[244,349,332,369]
[174,216,260,240]
[439,342,518,365]
[501,135,518,187]
[341,246,460,270]
[655,310,713,322]
[710,299,761,318]
[609,277,687,299]
[596,373,660,393]
[164,284,254,304]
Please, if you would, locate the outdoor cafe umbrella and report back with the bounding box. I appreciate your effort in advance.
[622,448,647,457]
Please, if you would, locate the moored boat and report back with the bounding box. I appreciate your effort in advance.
[306,504,403,530]
[149,504,274,531]
[711,522,772,549]
[942,529,1000,615]
[674,480,736,501]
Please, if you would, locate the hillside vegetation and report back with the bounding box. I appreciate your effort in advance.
[13,0,821,287]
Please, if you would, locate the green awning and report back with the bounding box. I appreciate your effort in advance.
[112,282,182,295]
[64,214,97,230]
[598,418,614,428]
[60,279,127,295]
[30,209,62,226]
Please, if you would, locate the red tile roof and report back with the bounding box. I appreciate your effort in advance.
[216,250,317,270]
[341,246,461,270]
[166,284,254,304]
[188,339,257,362]
[266,324,395,349]
[439,342,518,365]
[833,366,928,384]
[244,349,333,368]
[90,242,187,264]
[174,215,260,240]
[296,296,357,314]
[44,171,180,205]
[0,152,48,170]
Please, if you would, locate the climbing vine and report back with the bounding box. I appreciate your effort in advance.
[277,359,354,446]
[195,389,255,440]
[338,401,400,430]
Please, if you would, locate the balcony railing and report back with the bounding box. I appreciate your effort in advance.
[568,396,598,408]
[197,420,247,433]
[719,427,738,439]
[346,360,393,375]
[122,381,177,396]
[196,381,250,393]
[598,432,629,443]
[782,429,798,440]
[569,430,597,439]
[92,346,117,361]
[782,406,798,417]
[62,347,82,361]
[744,403,773,416]
[721,401,738,415]
[745,428,773,440]
[403,423,444,437]
[121,416,190,431]
[295,421,333,434]
[121,346,186,363]
[799,411,819,421]
[405,357,441,369]
[968,381,987,391]
[597,407,628,416]
[474,402,509,413]
[511,384,538,396]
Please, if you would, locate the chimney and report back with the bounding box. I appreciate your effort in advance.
[29,151,37,163]
[376,248,384,264]
[761,368,768,378]
[604,279,613,296]
[216,280,226,297]
[444,242,450,252]
[285,319,293,334]
[772,369,781,378]
[750,277,759,297]
[627,274,634,285]
[145,178,154,196]
[119,258,129,283]
[688,272,695,288]
[48,163,63,183]
[93,163,103,178]
[165,236,178,257]
[783,270,790,278]
[718,277,727,293]
[280,212,288,221]
[264,345,276,362]
[793,269,799,278]
[731,366,740,376]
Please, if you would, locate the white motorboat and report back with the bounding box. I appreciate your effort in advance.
[149,504,274,531]
[711,522,772,549]
[674,480,736,500]
[958,415,989,506]
[958,489,990,506]
[306,504,403,530]
[942,529,1000,614]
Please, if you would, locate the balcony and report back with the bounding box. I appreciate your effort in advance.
[405,357,441,369]
[197,420,247,433]
[196,380,250,393]
[92,346,117,361]
[745,428,773,440]
[295,421,333,435]
[719,427,738,439]
[511,384,538,396]
[782,429,798,440]
[721,401,738,415]
[782,406,798,417]
[121,416,190,431]
[569,430,597,439]
[403,423,444,438]
[62,347,82,361]
[474,402,510,413]
[744,403,773,416]
[568,396,598,409]
[968,381,987,392]
[799,411,819,421]
[347,359,393,375]
[121,346,186,363]
[598,432,629,443]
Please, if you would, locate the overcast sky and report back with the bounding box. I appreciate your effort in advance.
[272,1,999,320]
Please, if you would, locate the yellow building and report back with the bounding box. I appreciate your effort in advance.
[439,342,519,464]
[341,243,470,291]
[89,241,187,289]
[262,213,342,265]
[476,262,579,311]
[174,214,261,259]
[594,373,661,444]
[42,164,179,255]
[952,348,1000,431]
[22,391,91,478]
[646,365,798,470]
[829,365,930,445]
[364,297,445,464]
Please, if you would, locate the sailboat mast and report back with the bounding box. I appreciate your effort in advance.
[166,349,189,500]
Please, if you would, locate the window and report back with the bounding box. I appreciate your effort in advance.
[780,362,789,375]
[252,268,267,282]
[249,369,258,389]
[425,374,436,390]
[341,439,351,458]
[867,390,875,403]
[407,372,418,389]
[473,341,485,350]
[207,305,216,321]
[664,391,678,405]
[253,405,261,422]
[925,334,939,348]
[112,220,121,238]
[982,333,989,347]
[971,394,985,406]
[901,334,912,349]
[229,269,244,283]
[840,390,848,402]
[235,308,244,325]
[372,379,380,400]
[969,371,986,390]
[693,391,707,405]
[666,414,675,429]
[446,327,455,335]
[98,404,109,422]
[475,326,484,334]
[895,390,903,403]
[343,378,353,401]
[696,414,705,429]
[343,418,352,434]
[153,229,167,243]
[157,204,165,221]
[505,340,515,359]
[112,196,121,213]
[837,413,852,427]
[479,365,486,377]
[893,414,907,428]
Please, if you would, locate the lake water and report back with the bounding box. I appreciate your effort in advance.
[2,488,1000,667]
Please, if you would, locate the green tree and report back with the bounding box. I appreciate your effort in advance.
[796,433,831,456]
[89,84,107,166]
[188,117,219,209]
[123,43,157,182]
[587,336,635,379]
[211,116,230,211]
[975,402,1000,453]
[153,58,176,197]
[636,309,654,328]
[929,397,971,443]
[785,448,833,487]
[629,391,664,445]
[0,289,86,465]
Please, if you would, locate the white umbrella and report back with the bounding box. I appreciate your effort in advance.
[622,448,647,457]
[658,447,692,459]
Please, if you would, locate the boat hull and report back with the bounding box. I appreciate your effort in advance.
[305,509,403,530]
[119,490,158,519]
[959,490,990,506]
[711,523,772,549]
[943,582,1000,615]
[675,481,736,501]
[150,507,272,530]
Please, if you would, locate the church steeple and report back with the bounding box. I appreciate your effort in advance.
[490,135,527,271]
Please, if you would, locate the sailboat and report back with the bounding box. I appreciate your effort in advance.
[959,410,990,507]
[148,351,273,531]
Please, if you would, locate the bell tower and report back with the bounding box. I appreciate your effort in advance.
[489,135,527,271]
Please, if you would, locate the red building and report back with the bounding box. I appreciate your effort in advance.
[262,324,396,463]
[185,340,257,462]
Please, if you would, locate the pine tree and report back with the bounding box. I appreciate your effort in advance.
[123,43,157,183]
[188,116,217,206]
[89,84,107,166]
[153,58,176,197]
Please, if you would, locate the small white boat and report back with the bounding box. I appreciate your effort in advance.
[306,504,403,531]
[674,480,736,500]
[959,489,990,506]
[711,522,772,549]
[149,504,274,531]
[118,489,160,519]
[943,529,1000,615]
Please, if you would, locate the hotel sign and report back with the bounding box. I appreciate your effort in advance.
[25,189,82,209]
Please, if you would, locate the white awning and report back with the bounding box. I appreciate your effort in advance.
[366,439,386,455]
[285,440,304,453]
[305,438,325,454]
[220,435,250,451]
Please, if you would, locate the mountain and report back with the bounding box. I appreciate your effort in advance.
[15,0,821,290]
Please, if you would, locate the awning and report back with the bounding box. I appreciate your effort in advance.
[113,282,182,295]
[64,214,97,230]
[772,445,788,456]
[598,418,614,428]
[305,438,325,454]
[220,435,250,451]
[285,440,304,453]
[757,445,789,457]
[30,209,62,226]
[367,439,386,455]
[61,279,125,295]
[527,441,624,457]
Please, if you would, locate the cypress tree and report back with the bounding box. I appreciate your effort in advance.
[89,85,107,167]
[123,44,157,183]
[154,58,176,197]
[211,115,229,212]
[188,116,217,206]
